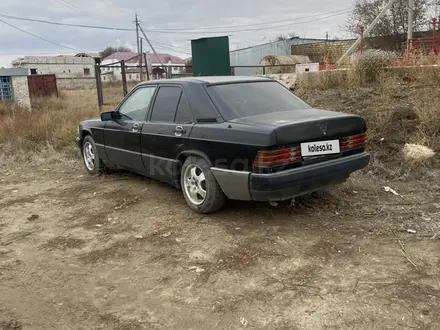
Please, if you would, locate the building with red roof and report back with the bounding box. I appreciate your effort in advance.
[101,51,186,81]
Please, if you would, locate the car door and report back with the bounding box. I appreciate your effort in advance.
[104,85,157,174]
[141,85,195,186]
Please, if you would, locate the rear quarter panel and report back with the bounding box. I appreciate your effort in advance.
[186,122,275,171]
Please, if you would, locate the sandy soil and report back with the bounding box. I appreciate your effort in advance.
[1,154,440,330]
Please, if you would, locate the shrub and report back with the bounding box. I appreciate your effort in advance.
[350,49,398,84]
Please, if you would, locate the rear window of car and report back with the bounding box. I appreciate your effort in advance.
[206,81,311,120]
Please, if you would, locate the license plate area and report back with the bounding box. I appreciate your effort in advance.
[300,139,340,157]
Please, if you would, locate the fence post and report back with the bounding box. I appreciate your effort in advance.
[360,25,364,54]
[262,66,266,75]
[94,64,103,108]
[432,17,438,55]
[143,53,150,81]
[230,66,235,76]
[138,55,143,82]
[121,60,128,96]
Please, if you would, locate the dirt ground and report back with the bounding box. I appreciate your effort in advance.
[0,152,439,330]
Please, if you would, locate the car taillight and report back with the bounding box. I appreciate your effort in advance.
[254,146,301,167]
[341,133,366,151]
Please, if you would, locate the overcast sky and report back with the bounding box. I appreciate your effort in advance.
[0,0,354,67]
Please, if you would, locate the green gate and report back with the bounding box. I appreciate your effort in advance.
[191,36,231,76]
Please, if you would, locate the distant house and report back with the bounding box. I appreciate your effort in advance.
[100,51,185,81]
[100,52,142,82]
[11,54,98,89]
[150,52,186,77]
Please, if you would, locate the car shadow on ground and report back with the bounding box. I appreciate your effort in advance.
[99,168,370,239]
[104,168,346,215]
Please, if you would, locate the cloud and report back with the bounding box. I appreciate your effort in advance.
[0,0,353,67]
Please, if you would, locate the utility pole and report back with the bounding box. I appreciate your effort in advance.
[135,13,140,57]
[138,23,164,67]
[337,0,398,65]
[140,37,143,81]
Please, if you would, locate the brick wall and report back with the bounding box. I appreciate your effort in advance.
[291,31,435,64]
[291,40,354,64]
[12,56,96,88]
[57,77,96,90]
[17,62,95,79]
[11,76,31,109]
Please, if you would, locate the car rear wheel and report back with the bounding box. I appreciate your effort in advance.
[181,156,225,213]
[82,135,106,175]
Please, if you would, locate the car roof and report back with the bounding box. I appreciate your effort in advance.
[137,75,272,86]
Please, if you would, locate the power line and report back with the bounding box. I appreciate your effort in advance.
[0,10,349,36]
[149,39,192,55]
[0,14,134,31]
[150,44,191,55]
[0,15,191,56]
[52,0,106,21]
[0,50,100,55]
[143,10,352,34]
[96,0,134,15]
[0,19,81,51]
[148,8,350,31]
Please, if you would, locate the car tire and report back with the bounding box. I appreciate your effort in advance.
[81,135,106,175]
[181,156,225,213]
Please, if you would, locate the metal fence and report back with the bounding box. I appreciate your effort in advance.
[95,53,192,108]
[230,64,300,75]
[95,61,335,108]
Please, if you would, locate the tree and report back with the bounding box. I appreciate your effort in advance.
[346,0,431,37]
[275,32,299,41]
[99,46,131,59]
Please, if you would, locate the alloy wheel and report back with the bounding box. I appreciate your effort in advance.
[83,141,95,171]
[183,164,207,205]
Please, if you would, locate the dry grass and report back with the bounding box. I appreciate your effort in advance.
[351,50,398,85]
[295,69,347,90]
[412,85,440,149]
[297,62,440,174]
[0,90,98,154]
[101,81,137,105]
[0,83,136,156]
[297,53,440,91]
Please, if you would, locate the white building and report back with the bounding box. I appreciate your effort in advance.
[11,54,99,89]
[101,51,185,81]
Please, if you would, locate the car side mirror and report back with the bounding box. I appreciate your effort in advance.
[100,111,121,121]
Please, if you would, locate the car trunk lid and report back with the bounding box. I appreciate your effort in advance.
[230,108,366,145]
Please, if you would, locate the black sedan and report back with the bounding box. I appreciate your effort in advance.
[77,76,370,213]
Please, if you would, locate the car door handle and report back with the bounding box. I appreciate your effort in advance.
[132,122,141,132]
[173,126,186,137]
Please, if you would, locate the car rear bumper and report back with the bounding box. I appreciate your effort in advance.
[211,152,370,202]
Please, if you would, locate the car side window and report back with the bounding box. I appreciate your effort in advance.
[118,86,156,121]
[150,86,182,122]
[175,94,193,124]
